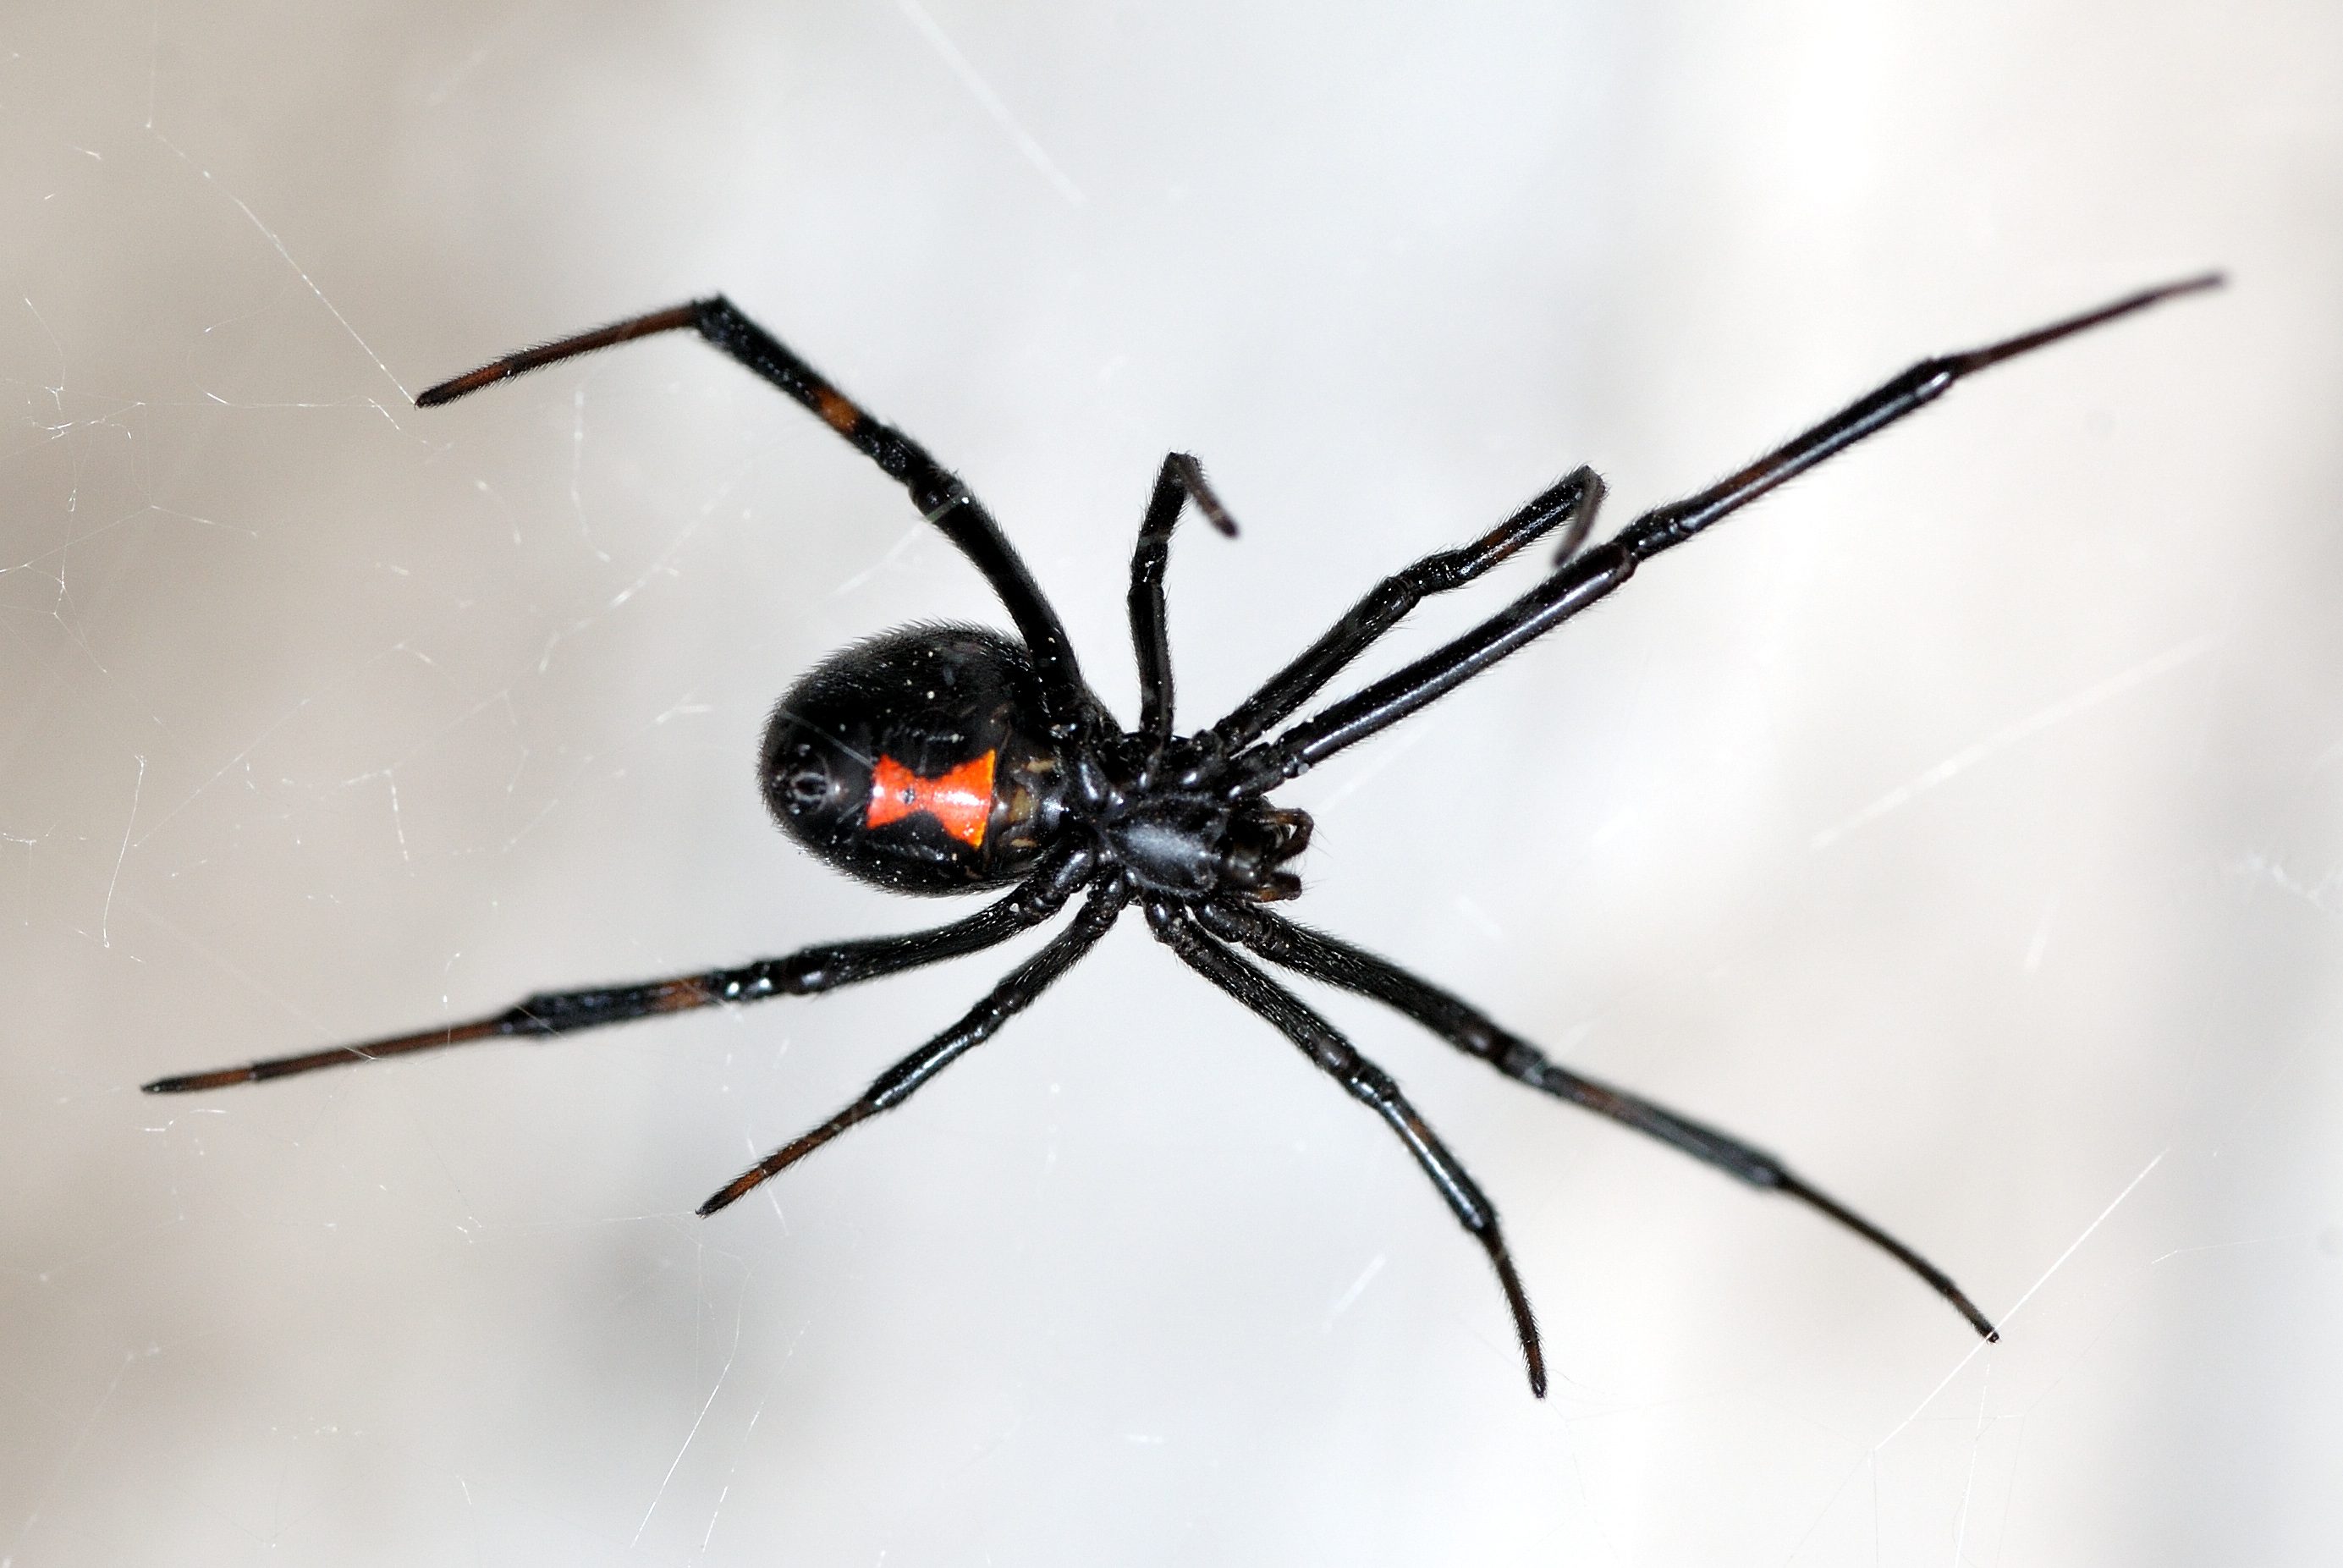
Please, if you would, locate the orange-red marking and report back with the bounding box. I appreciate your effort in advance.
[866,750,996,847]
[813,386,862,434]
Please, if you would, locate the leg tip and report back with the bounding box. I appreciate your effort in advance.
[142,1068,246,1093]
[415,362,522,408]
[696,1172,764,1217]
[2156,270,2226,300]
[1951,1292,2001,1343]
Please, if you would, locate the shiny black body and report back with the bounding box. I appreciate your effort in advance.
[760,620,1312,902]
[147,276,2219,1395]
[762,626,1060,893]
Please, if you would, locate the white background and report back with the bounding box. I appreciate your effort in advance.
[4,2,2336,1564]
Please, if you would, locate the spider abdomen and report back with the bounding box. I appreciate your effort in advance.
[760,625,1067,894]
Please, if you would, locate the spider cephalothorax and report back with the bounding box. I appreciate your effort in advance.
[148,275,2219,1395]
[1092,784,1313,904]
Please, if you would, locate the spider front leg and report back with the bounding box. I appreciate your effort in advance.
[145,846,1096,1094]
[1230,275,2221,789]
[699,876,1128,1213]
[1146,900,1548,1396]
[1205,901,1998,1340]
[415,297,1095,735]
[1128,453,1240,754]
[1205,465,1603,756]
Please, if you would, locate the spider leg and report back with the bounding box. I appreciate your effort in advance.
[1203,901,1998,1341]
[1228,274,2221,790]
[1207,466,1603,756]
[414,299,1095,734]
[698,875,1128,1214]
[1129,453,1240,754]
[144,846,1097,1094]
[1146,900,1548,1396]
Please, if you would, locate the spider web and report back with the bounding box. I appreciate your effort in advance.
[4,3,2340,1565]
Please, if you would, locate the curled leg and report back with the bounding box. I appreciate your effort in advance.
[1206,902,1997,1340]
[146,847,1095,1094]
[698,875,1129,1215]
[1207,467,1604,756]
[1147,900,1547,1396]
[1129,453,1240,752]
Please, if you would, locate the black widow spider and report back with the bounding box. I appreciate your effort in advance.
[148,273,2218,1395]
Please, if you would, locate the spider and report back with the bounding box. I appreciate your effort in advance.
[148,272,2218,1395]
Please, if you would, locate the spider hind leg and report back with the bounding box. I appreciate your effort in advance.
[698,876,1128,1215]
[145,847,1098,1093]
[1209,901,1999,1341]
[1147,900,1547,1396]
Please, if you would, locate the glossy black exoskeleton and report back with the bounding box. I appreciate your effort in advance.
[147,276,2220,1395]
[761,627,1064,894]
[761,624,1312,902]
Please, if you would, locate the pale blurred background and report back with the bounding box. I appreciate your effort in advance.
[3,3,2335,1564]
